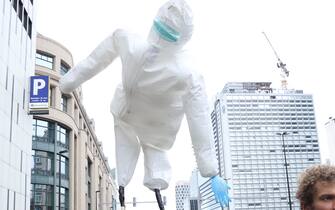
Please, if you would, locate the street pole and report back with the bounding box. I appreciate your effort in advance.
[277,132,292,210]
[58,150,68,210]
[59,153,61,210]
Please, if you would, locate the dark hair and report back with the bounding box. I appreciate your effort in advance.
[296,164,335,208]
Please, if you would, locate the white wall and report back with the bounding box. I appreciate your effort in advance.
[0,0,36,209]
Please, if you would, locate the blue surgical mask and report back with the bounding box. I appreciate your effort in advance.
[153,19,180,42]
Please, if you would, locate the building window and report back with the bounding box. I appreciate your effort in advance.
[56,187,69,210]
[30,184,53,210]
[87,158,92,199]
[12,0,18,12]
[23,9,28,31]
[36,51,54,69]
[87,158,92,178]
[32,119,55,143]
[31,150,54,176]
[57,155,69,179]
[56,124,69,149]
[60,61,70,75]
[88,181,91,198]
[28,18,32,38]
[49,86,54,107]
[18,0,23,21]
[32,119,69,149]
[61,95,68,112]
[23,9,28,30]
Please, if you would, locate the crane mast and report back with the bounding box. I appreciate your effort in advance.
[262,32,289,89]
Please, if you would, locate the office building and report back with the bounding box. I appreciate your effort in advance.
[200,82,320,210]
[175,181,190,210]
[0,0,36,209]
[188,169,202,210]
[30,33,118,210]
[325,117,335,164]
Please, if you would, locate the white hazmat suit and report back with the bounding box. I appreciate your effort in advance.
[60,0,229,207]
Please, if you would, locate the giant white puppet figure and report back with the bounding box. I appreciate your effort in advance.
[60,0,230,209]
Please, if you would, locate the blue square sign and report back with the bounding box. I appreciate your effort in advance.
[29,75,49,111]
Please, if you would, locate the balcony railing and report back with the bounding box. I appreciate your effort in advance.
[32,136,54,143]
[31,168,53,177]
[33,136,69,150]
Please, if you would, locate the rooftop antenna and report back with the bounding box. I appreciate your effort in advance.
[262,32,289,89]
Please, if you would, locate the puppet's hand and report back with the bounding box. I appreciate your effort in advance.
[211,175,231,207]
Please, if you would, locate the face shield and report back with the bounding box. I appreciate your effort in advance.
[148,0,193,51]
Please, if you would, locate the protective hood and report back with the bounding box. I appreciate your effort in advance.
[147,0,193,51]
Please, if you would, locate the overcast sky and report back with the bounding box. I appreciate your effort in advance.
[36,0,335,209]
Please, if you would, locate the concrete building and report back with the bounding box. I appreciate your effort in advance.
[0,0,36,209]
[178,169,203,210]
[30,34,118,210]
[325,117,335,164]
[175,181,190,210]
[200,82,320,210]
[188,169,202,210]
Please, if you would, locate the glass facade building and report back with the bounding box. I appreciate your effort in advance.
[31,34,118,210]
[31,118,70,210]
[200,82,321,210]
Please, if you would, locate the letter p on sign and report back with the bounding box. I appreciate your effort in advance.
[33,79,46,95]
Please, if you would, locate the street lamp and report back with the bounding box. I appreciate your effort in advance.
[96,190,100,210]
[58,150,68,210]
[276,132,292,210]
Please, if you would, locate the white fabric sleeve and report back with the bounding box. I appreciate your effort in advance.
[183,74,219,177]
[59,30,123,93]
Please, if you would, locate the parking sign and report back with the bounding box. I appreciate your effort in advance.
[29,76,49,114]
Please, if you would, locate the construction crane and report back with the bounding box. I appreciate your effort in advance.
[262,32,289,89]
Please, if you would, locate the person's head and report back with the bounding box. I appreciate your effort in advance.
[147,0,193,51]
[296,164,335,210]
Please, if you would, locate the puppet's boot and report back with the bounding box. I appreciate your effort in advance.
[154,189,165,210]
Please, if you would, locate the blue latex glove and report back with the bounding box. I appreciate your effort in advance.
[211,175,230,207]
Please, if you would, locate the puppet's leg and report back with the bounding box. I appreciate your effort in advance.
[141,143,171,210]
[119,186,125,208]
[114,120,140,208]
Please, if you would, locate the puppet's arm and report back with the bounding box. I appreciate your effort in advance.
[183,74,218,176]
[183,74,230,207]
[59,29,124,93]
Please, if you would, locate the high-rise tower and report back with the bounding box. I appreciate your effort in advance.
[200,82,320,210]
